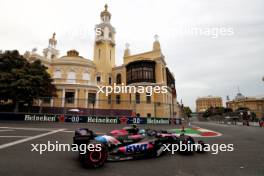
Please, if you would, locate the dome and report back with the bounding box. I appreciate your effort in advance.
[67,49,79,57]
[235,92,245,100]
[52,49,95,67]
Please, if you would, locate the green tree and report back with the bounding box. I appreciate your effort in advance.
[0,50,56,111]
[183,106,192,118]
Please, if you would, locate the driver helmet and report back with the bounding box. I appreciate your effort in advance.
[139,129,146,135]
[132,124,138,129]
[131,124,139,134]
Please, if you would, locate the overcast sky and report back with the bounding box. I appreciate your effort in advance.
[0,0,263,110]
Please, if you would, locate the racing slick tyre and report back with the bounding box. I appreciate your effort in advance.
[146,140,165,158]
[154,142,165,157]
[80,141,107,168]
[178,136,195,154]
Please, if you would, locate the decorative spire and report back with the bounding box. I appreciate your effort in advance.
[100,4,111,22]
[124,43,130,57]
[125,43,130,49]
[154,34,159,41]
[49,32,57,48]
[153,34,161,51]
[43,32,59,59]
[104,4,108,11]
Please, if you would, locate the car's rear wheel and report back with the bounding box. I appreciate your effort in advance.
[80,141,107,168]
[196,140,206,153]
[149,141,165,157]
[179,136,195,154]
[155,143,165,157]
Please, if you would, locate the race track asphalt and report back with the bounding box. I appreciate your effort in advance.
[0,121,263,176]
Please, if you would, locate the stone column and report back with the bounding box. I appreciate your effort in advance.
[85,89,88,108]
[62,88,65,107]
[74,89,79,108]
[96,92,99,108]
[50,98,54,107]
[38,99,42,106]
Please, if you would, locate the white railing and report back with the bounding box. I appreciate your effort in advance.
[52,78,97,86]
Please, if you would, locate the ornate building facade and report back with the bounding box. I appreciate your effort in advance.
[25,5,179,118]
[226,92,264,119]
[196,96,223,113]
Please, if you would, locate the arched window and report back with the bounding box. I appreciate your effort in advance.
[67,70,76,83]
[54,69,61,79]
[108,95,112,104]
[96,76,101,83]
[83,72,90,81]
[116,95,121,104]
[146,92,151,104]
[136,92,140,104]
[116,74,122,84]
[108,77,112,85]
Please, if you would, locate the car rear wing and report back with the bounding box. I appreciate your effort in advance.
[73,128,95,145]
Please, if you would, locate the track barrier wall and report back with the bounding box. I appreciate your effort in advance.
[0,113,182,125]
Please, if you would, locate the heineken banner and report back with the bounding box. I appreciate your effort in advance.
[55,115,119,124]
[126,117,147,124]
[24,114,57,122]
[63,115,88,123]
[125,117,171,124]
[147,118,170,124]
[0,113,180,125]
[86,116,119,124]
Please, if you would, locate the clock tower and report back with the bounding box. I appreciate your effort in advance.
[93,4,116,84]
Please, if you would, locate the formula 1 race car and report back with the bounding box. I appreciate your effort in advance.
[73,125,205,168]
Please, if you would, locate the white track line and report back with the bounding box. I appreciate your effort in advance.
[0,129,65,150]
[61,130,74,133]
[0,130,14,132]
[0,136,30,138]
[0,127,56,131]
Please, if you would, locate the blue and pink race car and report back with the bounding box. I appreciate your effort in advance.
[73,125,205,168]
